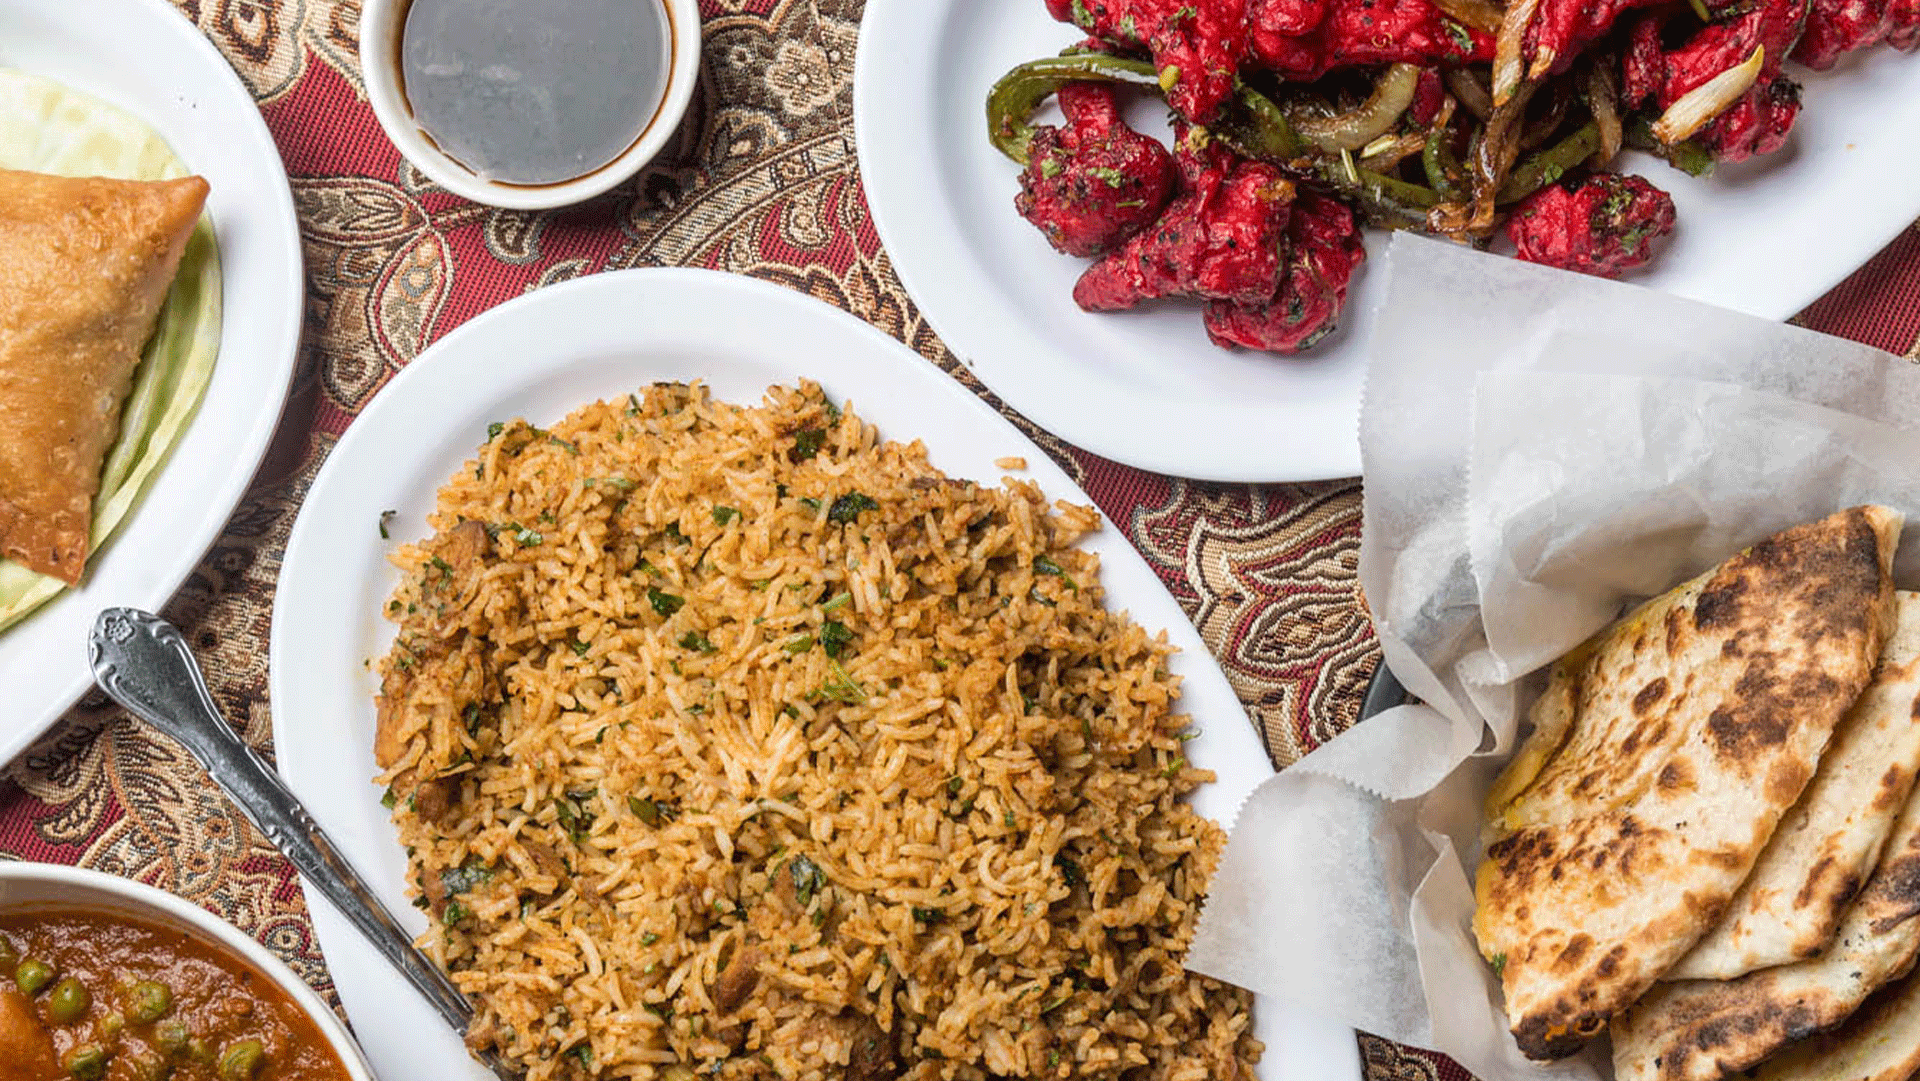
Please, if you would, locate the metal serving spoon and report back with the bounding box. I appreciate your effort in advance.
[87,607,518,1080]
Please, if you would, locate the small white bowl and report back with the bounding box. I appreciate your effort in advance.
[359,0,701,210]
[0,863,377,1081]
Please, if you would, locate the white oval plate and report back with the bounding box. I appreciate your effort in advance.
[0,0,303,756]
[853,0,1920,481]
[271,269,1361,1081]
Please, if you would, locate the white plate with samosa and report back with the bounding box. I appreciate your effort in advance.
[0,0,301,754]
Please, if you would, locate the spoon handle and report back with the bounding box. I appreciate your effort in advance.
[87,608,505,1073]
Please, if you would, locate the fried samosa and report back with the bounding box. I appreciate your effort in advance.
[1473,505,1901,1060]
[0,168,209,584]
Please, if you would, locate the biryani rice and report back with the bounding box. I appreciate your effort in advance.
[372,382,1262,1080]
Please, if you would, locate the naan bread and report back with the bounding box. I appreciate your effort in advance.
[1613,775,1920,1081]
[0,168,209,583]
[1667,591,1920,980]
[1474,506,1901,1060]
[1743,967,1920,1081]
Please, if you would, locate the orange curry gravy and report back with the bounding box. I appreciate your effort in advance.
[0,911,350,1081]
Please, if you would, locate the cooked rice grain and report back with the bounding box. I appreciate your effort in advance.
[373,382,1262,1080]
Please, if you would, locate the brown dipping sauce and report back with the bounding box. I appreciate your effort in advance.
[0,911,350,1081]
[397,0,673,186]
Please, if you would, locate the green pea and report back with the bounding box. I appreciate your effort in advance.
[153,1018,190,1055]
[15,957,55,995]
[127,980,172,1024]
[99,1010,125,1039]
[63,1044,108,1081]
[46,977,89,1023]
[217,1038,266,1080]
[185,1036,213,1064]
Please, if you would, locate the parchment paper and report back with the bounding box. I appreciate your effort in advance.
[1186,234,1920,1081]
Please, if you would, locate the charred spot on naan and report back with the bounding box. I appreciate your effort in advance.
[1704,666,1847,767]
[1633,677,1671,714]
[1879,763,1919,814]
[1695,506,1897,643]
[1867,859,1920,936]
[1657,758,1695,792]
[1788,857,1862,958]
[1665,998,1827,1079]
[1485,815,1661,910]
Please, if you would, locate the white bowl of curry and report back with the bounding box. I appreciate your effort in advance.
[0,864,374,1081]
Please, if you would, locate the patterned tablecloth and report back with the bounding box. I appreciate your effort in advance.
[8,3,1919,1080]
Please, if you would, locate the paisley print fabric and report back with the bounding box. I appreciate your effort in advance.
[4,4,1917,1081]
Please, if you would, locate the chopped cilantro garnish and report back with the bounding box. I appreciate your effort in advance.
[378,510,395,539]
[827,492,879,524]
[440,861,493,897]
[1033,555,1078,590]
[648,588,685,618]
[789,854,827,907]
[791,427,826,460]
[487,421,504,440]
[627,795,665,825]
[820,591,852,612]
[548,435,581,455]
[679,630,715,653]
[820,620,853,659]
[712,506,739,526]
[554,790,597,844]
[811,659,866,704]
